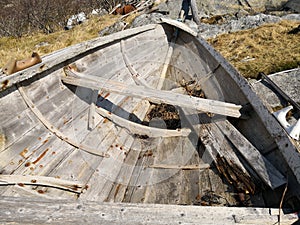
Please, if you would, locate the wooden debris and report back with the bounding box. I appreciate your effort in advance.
[0,175,86,193]
[62,69,243,118]
[95,106,191,137]
[216,120,286,189]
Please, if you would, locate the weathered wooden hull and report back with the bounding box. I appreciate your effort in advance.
[0,19,299,222]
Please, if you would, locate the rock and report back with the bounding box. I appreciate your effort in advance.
[283,0,300,13]
[155,0,300,20]
[198,13,296,39]
[130,13,168,28]
[99,21,128,36]
[282,13,300,21]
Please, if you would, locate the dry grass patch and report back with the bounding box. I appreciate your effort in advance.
[208,20,300,79]
[0,14,121,67]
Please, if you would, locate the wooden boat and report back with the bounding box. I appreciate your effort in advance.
[0,18,299,224]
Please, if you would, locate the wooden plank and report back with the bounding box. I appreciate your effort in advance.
[17,86,108,158]
[95,106,191,137]
[0,196,297,224]
[81,97,151,202]
[0,87,28,124]
[215,120,287,189]
[62,69,243,118]
[0,24,158,92]
[160,18,198,36]
[0,175,85,193]
[0,109,39,152]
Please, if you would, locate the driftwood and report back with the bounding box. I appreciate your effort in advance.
[95,106,191,137]
[0,175,86,193]
[62,69,243,118]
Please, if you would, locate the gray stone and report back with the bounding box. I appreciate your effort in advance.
[198,13,291,39]
[130,13,168,28]
[98,21,128,36]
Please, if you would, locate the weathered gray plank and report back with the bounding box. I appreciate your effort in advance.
[0,196,297,225]
[62,69,243,118]
[216,120,286,189]
[0,109,39,151]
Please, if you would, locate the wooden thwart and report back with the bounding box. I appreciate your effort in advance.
[95,106,190,137]
[0,175,86,193]
[62,69,243,118]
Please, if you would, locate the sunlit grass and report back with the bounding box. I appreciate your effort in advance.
[1,15,299,79]
[0,14,122,67]
[208,20,300,79]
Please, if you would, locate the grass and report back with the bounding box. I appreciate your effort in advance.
[0,15,299,79]
[208,20,300,79]
[0,14,122,68]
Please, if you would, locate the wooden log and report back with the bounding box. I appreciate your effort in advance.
[0,196,298,224]
[0,175,86,193]
[95,106,191,137]
[62,69,243,118]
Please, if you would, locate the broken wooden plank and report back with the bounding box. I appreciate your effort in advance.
[0,175,86,193]
[95,106,191,137]
[215,120,286,189]
[17,85,109,158]
[62,69,243,118]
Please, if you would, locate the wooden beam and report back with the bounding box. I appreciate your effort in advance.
[95,106,191,137]
[0,175,86,193]
[0,196,298,224]
[62,69,243,118]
